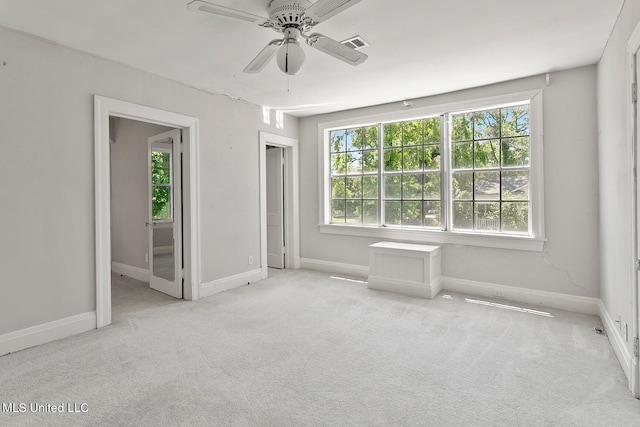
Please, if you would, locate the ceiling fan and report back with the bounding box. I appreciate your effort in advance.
[187,0,368,75]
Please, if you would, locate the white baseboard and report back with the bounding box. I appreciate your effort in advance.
[0,312,96,357]
[112,262,149,282]
[201,268,263,298]
[368,276,442,299]
[599,301,635,393]
[441,276,601,315]
[300,258,368,278]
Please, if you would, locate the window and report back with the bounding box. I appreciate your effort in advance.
[330,126,379,225]
[151,149,172,221]
[450,105,530,233]
[321,91,544,250]
[382,117,442,228]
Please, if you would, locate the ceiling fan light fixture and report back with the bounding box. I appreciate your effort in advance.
[276,29,305,75]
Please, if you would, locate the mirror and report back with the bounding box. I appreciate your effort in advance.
[152,225,174,282]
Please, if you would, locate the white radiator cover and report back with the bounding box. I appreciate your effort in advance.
[367,242,442,298]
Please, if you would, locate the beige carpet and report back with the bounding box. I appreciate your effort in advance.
[0,268,639,426]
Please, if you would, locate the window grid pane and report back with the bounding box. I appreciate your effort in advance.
[151,150,172,220]
[450,104,530,234]
[382,117,442,228]
[326,101,531,236]
[330,125,379,225]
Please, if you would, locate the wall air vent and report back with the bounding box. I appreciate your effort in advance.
[341,35,369,50]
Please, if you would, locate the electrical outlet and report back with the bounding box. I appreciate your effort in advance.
[145,253,149,263]
[494,290,504,298]
[248,256,253,265]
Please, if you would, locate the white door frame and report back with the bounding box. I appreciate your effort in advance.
[259,132,300,278]
[94,95,201,328]
[628,25,640,398]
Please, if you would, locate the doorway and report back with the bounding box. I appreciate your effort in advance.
[266,145,285,269]
[110,120,181,299]
[259,132,301,278]
[94,96,201,328]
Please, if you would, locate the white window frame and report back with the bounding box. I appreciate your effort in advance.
[318,90,545,252]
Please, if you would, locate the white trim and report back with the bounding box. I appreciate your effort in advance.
[111,262,150,283]
[200,269,263,298]
[369,276,442,299]
[441,277,600,315]
[94,95,201,328]
[319,224,545,252]
[300,258,368,277]
[627,20,640,398]
[259,132,301,279]
[0,312,96,357]
[528,91,545,240]
[317,89,545,252]
[600,301,634,386]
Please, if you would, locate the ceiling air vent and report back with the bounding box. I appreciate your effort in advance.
[341,35,369,50]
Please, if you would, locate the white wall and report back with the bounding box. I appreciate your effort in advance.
[0,27,297,335]
[110,118,173,271]
[597,0,640,359]
[299,66,601,299]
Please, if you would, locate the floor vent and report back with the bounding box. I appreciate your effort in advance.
[341,35,369,50]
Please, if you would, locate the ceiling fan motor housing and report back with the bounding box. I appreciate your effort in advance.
[268,0,312,30]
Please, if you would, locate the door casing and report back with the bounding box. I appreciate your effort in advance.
[94,95,201,327]
[259,132,300,278]
[628,24,640,398]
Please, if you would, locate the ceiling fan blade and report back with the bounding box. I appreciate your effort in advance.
[306,33,367,66]
[243,40,282,73]
[187,0,269,25]
[304,0,363,23]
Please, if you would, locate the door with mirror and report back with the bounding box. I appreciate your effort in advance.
[148,129,182,298]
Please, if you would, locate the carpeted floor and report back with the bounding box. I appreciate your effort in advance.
[1,268,639,426]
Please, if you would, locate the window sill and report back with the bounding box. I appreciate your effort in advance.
[319,224,545,252]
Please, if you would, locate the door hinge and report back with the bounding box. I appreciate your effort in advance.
[633,82,638,104]
[635,259,640,271]
[634,337,639,358]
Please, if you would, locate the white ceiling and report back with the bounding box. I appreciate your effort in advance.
[0,0,624,117]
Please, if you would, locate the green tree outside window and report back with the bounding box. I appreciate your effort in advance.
[151,150,172,220]
[327,102,530,235]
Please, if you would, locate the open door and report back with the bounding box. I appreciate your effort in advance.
[266,146,285,268]
[148,129,182,298]
[634,47,640,396]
